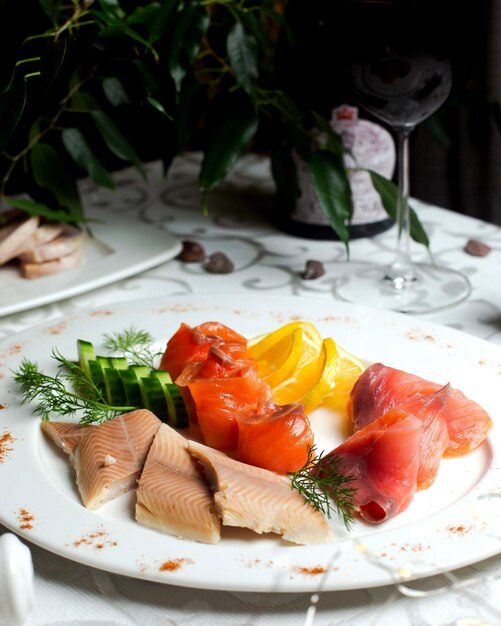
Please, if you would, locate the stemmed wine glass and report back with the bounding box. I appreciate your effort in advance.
[335,0,471,313]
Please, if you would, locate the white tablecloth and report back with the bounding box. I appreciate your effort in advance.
[1,154,500,626]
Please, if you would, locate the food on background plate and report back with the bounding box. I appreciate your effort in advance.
[348,363,494,457]
[0,213,83,278]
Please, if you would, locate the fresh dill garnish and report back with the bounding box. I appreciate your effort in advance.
[102,326,161,368]
[12,352,137,424]
[288,446,357,531]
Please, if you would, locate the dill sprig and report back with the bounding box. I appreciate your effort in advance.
[289,446,358,531]
[102,326,161,368]
[13,352,137,424]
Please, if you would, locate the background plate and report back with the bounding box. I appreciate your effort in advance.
[0,213,181,317]
[0,294,499,592]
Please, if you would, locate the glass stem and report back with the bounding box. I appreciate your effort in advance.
[385,127,416,287]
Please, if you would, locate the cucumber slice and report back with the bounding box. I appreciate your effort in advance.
[87,360,106,392]
[150,371,187,427]
[118,368,143,408]
[165,383,188,428]
[77,340,96,376]
[109,357,129,370]
[140,376,168,420]
[103,367,127,406]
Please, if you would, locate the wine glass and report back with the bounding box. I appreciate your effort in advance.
[335,0,471,313]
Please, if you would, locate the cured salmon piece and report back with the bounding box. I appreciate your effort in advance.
[187,366,273,449]
[73,409,161,510]
[236,402,314,474]
[21,249,81,279]
[41,421,88,458]
[136,424,220,544]
[325,387,450,523]
[188,440,333,545]
[160,322,247,381]
[0,216,39,265]
[19,225,82,263]
[348,363,493,457]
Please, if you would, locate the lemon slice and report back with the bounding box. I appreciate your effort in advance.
[249,321,323,403]
[320,343,366,414]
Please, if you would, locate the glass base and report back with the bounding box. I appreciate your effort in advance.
[334,261,472,314]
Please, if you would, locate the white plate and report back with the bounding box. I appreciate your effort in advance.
[0,213,181,317]
[0,294,499,592]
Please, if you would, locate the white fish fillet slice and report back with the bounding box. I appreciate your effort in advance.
[41,421,88,459]
[19,224,82,263]
[0,216,39,264]
[21,248,81,278]
[73,409,162,510]
[187,440,333,545]
[136,424,220,544]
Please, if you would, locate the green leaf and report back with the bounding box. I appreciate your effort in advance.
[227,23,258,101]
[30,143,83,220]
[168,2,209,93]
[91,110,146,180]
[311,112,344,157]
[102,76,130,106]
[368,170,429,247]
[199,100,258,191]
[38,0,62,24]
[62,128,115,189]
[131,60,159,96]
[0,72,26,154]
[176,82,207,151]
[5,197,90,224]
[308,151,352,251]
[148,0,178,44]
[40,35,67,95]
[70,91,100,112]
[147,97,172,120]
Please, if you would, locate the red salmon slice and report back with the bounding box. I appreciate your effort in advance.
[348,363,493,457]
[236,402,314,474]
[325,386,449,523]
[136,424,220,544]
[187,366,273,449]
[188,439,333,545]
[159,322,247,380]
[73,409,162,510]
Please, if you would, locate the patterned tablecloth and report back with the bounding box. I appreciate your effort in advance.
[1,153,500,626]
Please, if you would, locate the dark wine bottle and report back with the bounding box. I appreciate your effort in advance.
[274,0,397,240]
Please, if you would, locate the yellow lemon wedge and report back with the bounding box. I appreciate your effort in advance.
[249,321,323,402]
[320,342,366,414]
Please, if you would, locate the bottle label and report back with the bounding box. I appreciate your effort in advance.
[292,105,396,228]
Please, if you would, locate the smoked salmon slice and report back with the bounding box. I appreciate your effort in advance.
[136,424,220,544]
[236,402,314,474]
[41,421,88,458]
[188,440,333,545]
[73,409,162,510]
[324,386,450,523]
[348,363,493,457]
[186,366,273,449]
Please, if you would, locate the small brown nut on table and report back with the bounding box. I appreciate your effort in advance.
[301,260,325,280]
[177,240,206,262]
[464,239,491,257]
[204,251,234,274]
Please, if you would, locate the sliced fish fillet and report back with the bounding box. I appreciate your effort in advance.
[187,440,333,545]
[41,421,88,458]
[0,216,39,265]
[19,224,82,263]
[136,424,220,544]
[73,409,162,510]
[21,248,81,278]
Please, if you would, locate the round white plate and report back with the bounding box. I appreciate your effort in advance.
[0,294,499,592]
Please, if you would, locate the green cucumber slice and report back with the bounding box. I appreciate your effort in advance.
[103,367,127,406]
[150,371,187,427]
[118,368,143,408]
[77,340,96,376]
[109,357,129,370]
[140,376,168,420]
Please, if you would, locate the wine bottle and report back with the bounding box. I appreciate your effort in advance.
[274,0,396,240]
